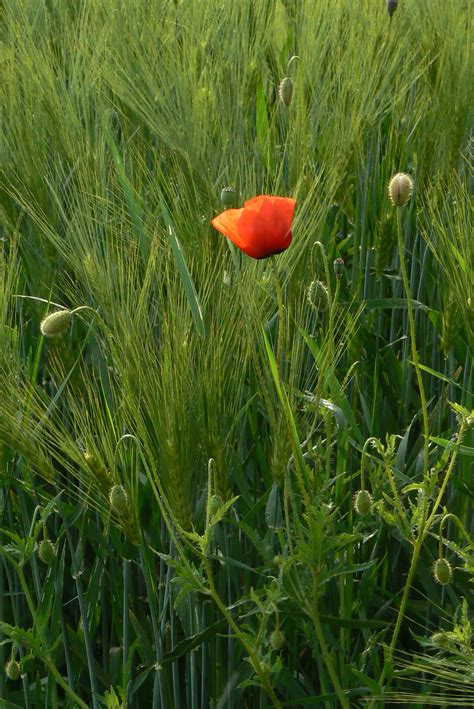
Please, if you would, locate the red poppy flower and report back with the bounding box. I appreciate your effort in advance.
[211,195,296,259]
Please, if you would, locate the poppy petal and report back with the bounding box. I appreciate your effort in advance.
[212,195,296,259]
[237,197,296,258]
[211,208,243,244]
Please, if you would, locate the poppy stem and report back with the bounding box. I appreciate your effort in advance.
[271,258,285,378]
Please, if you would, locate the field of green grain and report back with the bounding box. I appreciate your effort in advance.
[0,1,473,707]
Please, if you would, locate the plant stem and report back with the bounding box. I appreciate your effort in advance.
[203,558,283,709]
[311,572,349,709]
[384,458,409,532]
[426,418,466,528]
[368,208,432,706]
[396,210,430,473]
[272,258,285,378]
[11,558,89,709]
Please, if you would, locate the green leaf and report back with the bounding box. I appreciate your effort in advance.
[107,132,149,264]
[160,200,206,337]
[265,483,283,530]
[411,363,466,390]
[36,565,55,636]
[161,619,227,664]
[350,667,382,695]
[128,611,155,665]
[325,560,377,580]
[256,81,273,173]
[430,436,474,456]
[320,615,388,629]
[354,298,430,311]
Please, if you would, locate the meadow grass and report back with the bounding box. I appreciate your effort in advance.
[0,1,472,707]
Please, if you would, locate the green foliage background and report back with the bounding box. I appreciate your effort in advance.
[0,0,472,707]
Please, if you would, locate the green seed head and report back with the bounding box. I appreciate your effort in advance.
[40,309,73,337]
[353,490,373,516]
[5,659,21,681]
[220,186,237,208]
[278,77,293,106]
[38,539,56,565]
[388,173,413,207]
[273,554,284,568]
[433,558,452,585]
[109,484,129,516]
[307,280,329,311]
[270,629,285,651]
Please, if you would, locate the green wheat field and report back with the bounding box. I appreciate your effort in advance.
[0,1,473,707]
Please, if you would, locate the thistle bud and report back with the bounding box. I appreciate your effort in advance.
[388,173,413,207]
[40,309,73,337]
[220,186,237,208]
[38,539,56,565]
[353,489,373,516]
[307,280,329,311]
[333,257,345,277]
[278,77,294,107]
[270,629,285,651]
[387,0,398,18]
[5,659,21,681]
[109,484,129,516]
[433,558,452,585]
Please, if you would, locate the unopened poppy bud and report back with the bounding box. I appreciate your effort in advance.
[109,484,129,516]
[387,0,398,17]
[431,632,449,648]
[333,257,345,277]
[220,186,237,208]
[5,659,20,681]
[388,173,413,207]
[353,489,373,515]
[433,558,452,585]
[307,280,329,311]
[40,310,73,337]
[208,494,223,515]
[270,629,285,650]
[38,539,56,564]
[273,554,284,567]
[278,77,293,107]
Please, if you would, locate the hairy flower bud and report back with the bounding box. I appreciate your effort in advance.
[307,280,329,311]
[278,77,294,107]
[208,494,223,515]
[270,629,285,651]
[109,484,129,516]
[40,309,73,337]
[353,490,373,516]
[220,186,237,208]
[38,539,56,565]
[433,558,452,585]
[5,659,20,681]
[431,632,449,648]
[388,173,413,207]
